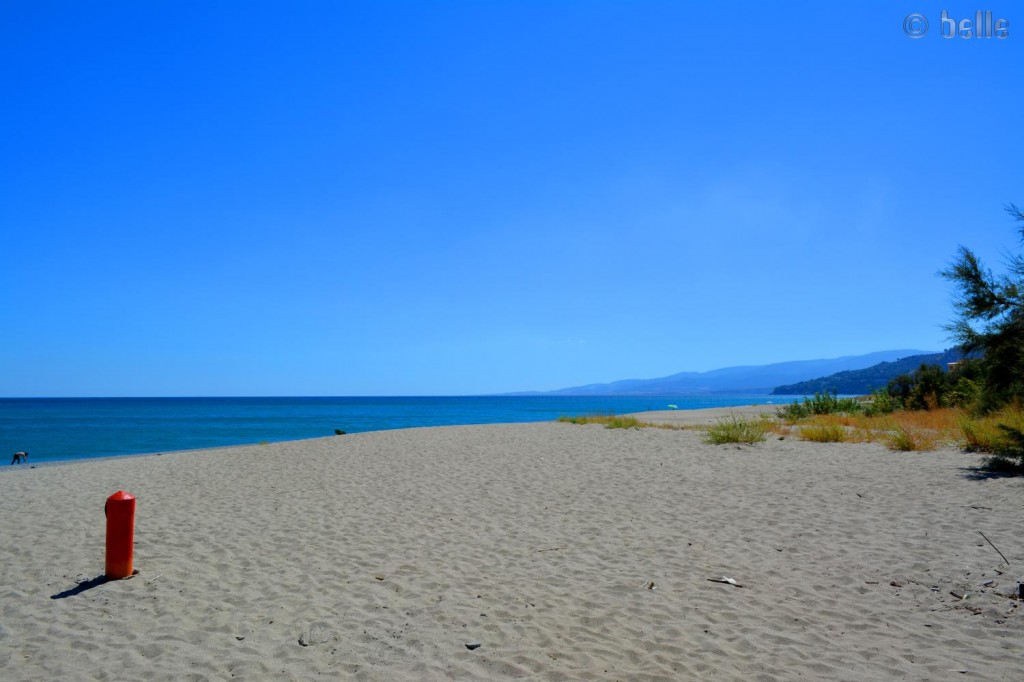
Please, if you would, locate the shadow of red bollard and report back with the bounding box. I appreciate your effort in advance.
[105,491,135,579]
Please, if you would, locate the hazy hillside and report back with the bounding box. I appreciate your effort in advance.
[770,349,964,395]
[525,350,936,396]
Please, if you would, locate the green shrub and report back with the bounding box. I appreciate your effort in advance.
[881,360,983,412]
[702,415,767,445]
[778,391,863,420]
[907,364,947,410]
[864,388,897,416]
[946,375,981,408]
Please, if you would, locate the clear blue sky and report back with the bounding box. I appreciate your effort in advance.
[2,2,1022,396]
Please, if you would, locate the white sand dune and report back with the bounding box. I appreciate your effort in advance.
[1,411,1022,680]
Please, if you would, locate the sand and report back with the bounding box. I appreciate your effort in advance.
[628,404,780,426]
[1,408,1022,680]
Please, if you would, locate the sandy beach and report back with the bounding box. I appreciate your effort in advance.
[1,408,1022,680]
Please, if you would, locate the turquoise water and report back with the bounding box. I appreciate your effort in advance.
[0,395,796,464]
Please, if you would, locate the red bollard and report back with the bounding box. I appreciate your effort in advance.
[105,491,136,579]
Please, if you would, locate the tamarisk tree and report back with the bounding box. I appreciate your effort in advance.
[941,204,1024,411]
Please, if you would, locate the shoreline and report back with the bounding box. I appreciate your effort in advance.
[4,403,784,470]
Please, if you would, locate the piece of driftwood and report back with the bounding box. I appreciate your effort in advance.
[978,530,1010,566]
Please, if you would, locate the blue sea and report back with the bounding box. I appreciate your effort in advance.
[0,395,798,465]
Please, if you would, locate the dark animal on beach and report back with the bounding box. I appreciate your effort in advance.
[11,451,28,465]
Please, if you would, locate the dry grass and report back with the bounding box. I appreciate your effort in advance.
[702,415,769,445]
[559,406,1023,462]
[889,407,964,432]
[960,416,1006,451]
[880,408,959,451]
[798,423,848,443]
[782,408,965,451]
[782,406,1024,453]
[886,426,939,452]
[959,406,1024,450]
[557,415,679,430]
[958,406,1024,470]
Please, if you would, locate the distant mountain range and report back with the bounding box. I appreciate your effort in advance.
[770,349,965,395]
[518,350,937,396]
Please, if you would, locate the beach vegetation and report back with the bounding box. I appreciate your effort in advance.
[702,415,768,445]
[780,407,965,451]
[778,401,1024,457]
[941,204,1024,413]
[921,203,1024,470]
[778,391,864,421]
[798,423,848,443]
[885,426,938,452]
[886,426,916,451]
[556,414,676,429]
[863,388,898,416]
[871,361,983,413]
[959,405,1024,471]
